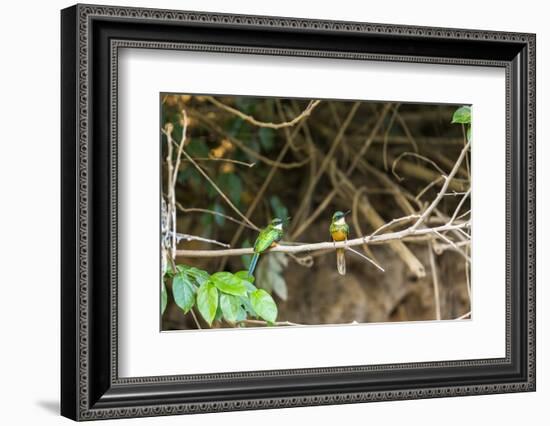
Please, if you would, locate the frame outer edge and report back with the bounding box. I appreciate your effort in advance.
[65,4,536,420]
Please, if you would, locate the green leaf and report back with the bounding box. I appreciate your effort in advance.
[172,272,196,314]
[250,289,278,323]
[161,281,168,315]
[214,304,224,322]
[210,272,248,297]
[235,270,255,283]
[186,267,210,286]
[451,106,471,124]
[220,293,244,323]
[196,282,219,325]
[235,305,248,321]
[259,128,275,151]
[243,281,257,293]
[269,195,288,220]
[240,296,257,317]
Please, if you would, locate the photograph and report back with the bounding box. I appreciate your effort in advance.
[160,94,472,331]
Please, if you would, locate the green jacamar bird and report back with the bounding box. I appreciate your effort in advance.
[248,217,285,276]
[330,210,350,275]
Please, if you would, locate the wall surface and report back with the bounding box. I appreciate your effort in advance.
[0,0,546,424]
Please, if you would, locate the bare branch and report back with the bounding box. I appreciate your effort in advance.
[392,151,447,181]
[448,188,472,224]
[411,140,471,231]
[173,232,230,248]
[347,247,385,272]
[175,222,470,257]
[206,96,321,129]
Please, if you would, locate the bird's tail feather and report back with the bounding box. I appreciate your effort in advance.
[336,248,346,275]
[248,253,260,276]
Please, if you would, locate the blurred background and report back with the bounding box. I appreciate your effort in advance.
[161,94,471,330]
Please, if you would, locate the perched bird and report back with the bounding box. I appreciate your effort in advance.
[248,218,285,276]
[330,210,350,275]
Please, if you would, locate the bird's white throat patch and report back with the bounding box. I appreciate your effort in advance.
[335,217,346,225]
[274,223,283,230]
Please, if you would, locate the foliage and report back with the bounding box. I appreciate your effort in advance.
[451,106,471,124]
[452,105,472,141]
[163,264,278,326]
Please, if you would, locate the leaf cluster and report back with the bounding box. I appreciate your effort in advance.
[163,264,278,326]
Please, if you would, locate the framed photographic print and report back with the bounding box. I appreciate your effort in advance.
[61,4,536,421]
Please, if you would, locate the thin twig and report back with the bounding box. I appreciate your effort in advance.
[395,110,419,153]
[448,188,472,224]
[383,104,400,171]
[176,203,259,231]
[432,230,471,263]
[416,176,444,201]
[428,242,442,321]
[411,140,471,231]
[351,187,377,260]
[392,152,447,181]
[347,247,385,272]
[454,311,471,320]
[433,239,470,254]
[173,232,230,248]
[182,157,256,167]
[206,96,321,129]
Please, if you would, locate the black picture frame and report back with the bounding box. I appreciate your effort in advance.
[61,4,536,421]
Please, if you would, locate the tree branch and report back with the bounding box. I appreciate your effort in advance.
[206,96,321,129]
[411,140,471,231]
[175,222,469,257]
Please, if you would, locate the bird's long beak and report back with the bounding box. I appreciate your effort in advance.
[344,210,351,216]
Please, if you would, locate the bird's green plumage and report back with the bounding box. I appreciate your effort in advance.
[254,226,283,253]
[248,218,285,276]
